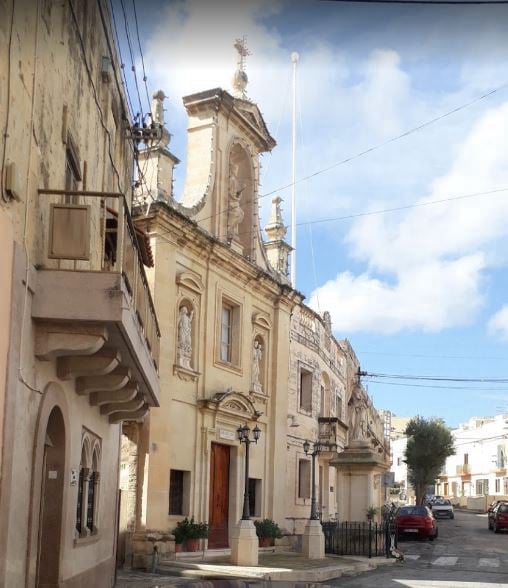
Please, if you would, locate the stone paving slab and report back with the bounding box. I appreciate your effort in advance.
[157,552,396,582]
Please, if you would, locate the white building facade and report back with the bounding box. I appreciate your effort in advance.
[437,415,508,510]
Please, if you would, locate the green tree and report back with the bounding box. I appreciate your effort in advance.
[404,417,455,505]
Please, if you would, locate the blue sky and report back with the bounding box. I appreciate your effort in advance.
[114,0,508,427]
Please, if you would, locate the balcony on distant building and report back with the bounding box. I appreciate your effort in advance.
[32,189,160,422]
[318,416,348,448]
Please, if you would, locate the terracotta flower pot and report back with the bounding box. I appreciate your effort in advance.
[185,538,200,552]
[258,537,274,548]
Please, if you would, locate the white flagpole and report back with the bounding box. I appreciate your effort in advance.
[290,51,299,287]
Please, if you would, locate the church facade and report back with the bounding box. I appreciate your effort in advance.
[125,47,390,561]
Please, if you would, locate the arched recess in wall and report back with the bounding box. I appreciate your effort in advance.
[228,140,255,258]
[30,382,70,588]
[320,372,331,418]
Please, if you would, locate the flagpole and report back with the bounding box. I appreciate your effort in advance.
[290,51,299,287]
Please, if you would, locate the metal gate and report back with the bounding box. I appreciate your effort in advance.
[322,521,396,558]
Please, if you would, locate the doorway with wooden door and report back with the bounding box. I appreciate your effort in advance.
[208,443,230,548]
[36,406,66,587]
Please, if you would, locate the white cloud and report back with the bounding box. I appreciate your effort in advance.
[488,306,508,340]
[310,101,508,334]
[310,254,485,334]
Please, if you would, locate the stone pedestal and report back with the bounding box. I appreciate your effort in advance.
[301,519,325,559]
[230,519,259,566]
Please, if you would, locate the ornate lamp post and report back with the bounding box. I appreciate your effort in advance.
[303,440,321,520]
[303,439,337,521]
[237,423,261,520]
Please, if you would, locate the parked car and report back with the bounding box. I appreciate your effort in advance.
[488,500,501,515]
[432,499,454,519]
[395,505,438,541]
[425,495,443,507]
[488,501,508,533]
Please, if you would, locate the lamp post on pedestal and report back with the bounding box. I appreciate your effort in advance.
[303,439,321,521]
[230,422,261,566]
[237,423,261,520]
[301,438,337,559]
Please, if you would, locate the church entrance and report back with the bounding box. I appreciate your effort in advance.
[36,407,66,587]
[208,443,230,548]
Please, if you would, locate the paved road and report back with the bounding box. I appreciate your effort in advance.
[331,509,508,587]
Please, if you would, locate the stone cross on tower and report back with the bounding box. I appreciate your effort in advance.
[232,37,250,99]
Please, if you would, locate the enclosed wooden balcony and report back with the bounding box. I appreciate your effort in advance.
[32,189,160,421]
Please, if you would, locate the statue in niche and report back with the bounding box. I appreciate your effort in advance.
[251,339,263,393]
[227,162,246,241]
[349,386,368,442]
[177,305,193,369]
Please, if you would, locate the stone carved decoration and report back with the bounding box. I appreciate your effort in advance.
[199,390,263,419]
[151,90,166,125]
[349,386,368,443]
[177,305,193,369]
[227,162,246,240]
[251,339,263,394]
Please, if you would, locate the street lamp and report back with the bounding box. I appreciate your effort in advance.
[303,440,322,520]
[237,422,261,520]
[303,439,337,520]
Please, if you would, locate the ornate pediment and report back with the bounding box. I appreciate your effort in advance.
[176,271,205,294]
[252,311,272,331]
[198,389,262,419]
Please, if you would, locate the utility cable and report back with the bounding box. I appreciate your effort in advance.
[322,0,508,5]
[260,81,508,200]
[120,0,144,117]
[362,371,508,382]
[132,0,151,111]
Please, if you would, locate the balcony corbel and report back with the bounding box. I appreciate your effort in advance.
[75,366,131,395]
[89,383,139,406]
[57,347,121,380]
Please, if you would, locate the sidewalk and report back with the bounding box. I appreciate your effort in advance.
[115,552,397,586]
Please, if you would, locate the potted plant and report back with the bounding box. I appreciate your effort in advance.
[185,517,209,552]
[172,524,186,553]
[254,518,283,547]
[366,506,378,521]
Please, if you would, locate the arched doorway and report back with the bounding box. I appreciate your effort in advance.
[36,406,66,587]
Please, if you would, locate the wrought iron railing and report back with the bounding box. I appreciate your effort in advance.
[38,189,160,370]
[322,521,397,558]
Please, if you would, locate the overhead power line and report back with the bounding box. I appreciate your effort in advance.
[322,0,508,5]
[362,371,508,382]
[260,81,508,201]
[363,379,508,391]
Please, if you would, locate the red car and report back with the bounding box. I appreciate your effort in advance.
[395,505,438,541]
[488,502,508,533]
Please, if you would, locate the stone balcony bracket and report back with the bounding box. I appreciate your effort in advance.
[75,366,131,395]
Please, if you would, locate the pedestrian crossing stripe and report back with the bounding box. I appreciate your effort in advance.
[401,554,507,568]
[432,556,459,566]
[478,558,500,567]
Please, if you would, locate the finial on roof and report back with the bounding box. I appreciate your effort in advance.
[232,37,250,99]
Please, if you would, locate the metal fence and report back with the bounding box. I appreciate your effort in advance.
[322,521,397,558]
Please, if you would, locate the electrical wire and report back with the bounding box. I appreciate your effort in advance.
[363,371,508,382]
[357,350,508,361]
[362,379,508,390]
[0,0,15,202]
[120,0,144,117]
[69,0,124,193]
[322,0,508,4]
[259,81,508,201]
[108,0,135,119]
[179,78,508,234]
[132,0,152,112]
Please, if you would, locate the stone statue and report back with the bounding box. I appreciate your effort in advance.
[252,340,263,393]
[350,387,368,442]
[227,163,245,240]
[177,306,193,369]
[151,90,166,126]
